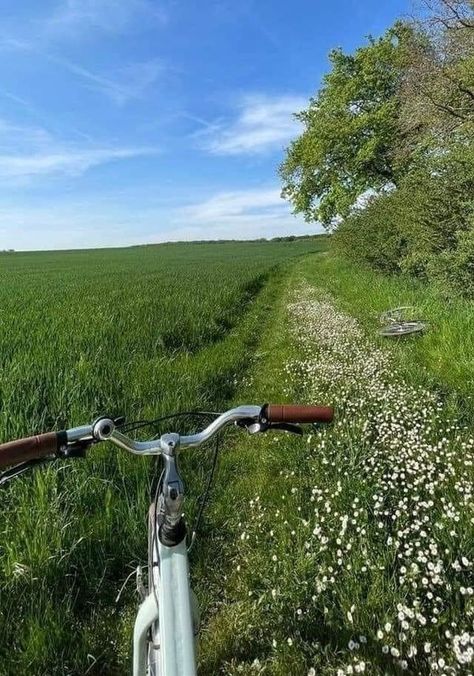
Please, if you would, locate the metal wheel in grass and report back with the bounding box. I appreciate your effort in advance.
[379,320,428,337]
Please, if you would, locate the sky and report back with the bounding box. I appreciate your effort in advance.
[0,0,411,250]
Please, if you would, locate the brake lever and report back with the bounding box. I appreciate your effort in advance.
[58,439,93,458]
[0,438,93,488]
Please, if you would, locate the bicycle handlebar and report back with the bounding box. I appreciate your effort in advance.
[262,404,334,424]
[0,403,334,470]
[0,432,65,470]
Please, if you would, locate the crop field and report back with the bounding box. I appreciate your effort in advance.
[3,240,474,676]
[0,238,326,675]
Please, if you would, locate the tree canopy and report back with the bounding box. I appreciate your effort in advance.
[280,0,474,297]
[280,23,412,226]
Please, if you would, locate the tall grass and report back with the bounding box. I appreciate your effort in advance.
[194,254,474,674]
[298,254,474,421]
[0,239,326,675]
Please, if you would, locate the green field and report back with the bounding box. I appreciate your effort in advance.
[0,238,327,675]
[2,240,474,675]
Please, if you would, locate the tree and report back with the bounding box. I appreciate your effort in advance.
[280,23,412,227]
[400,0,474,152]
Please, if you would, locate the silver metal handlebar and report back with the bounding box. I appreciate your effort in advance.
[65,405,263,456]
[180,405,261,448]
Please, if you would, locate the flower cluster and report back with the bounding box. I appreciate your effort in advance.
[232,285,474,674]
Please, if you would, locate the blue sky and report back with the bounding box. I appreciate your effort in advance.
[0,0,410,250]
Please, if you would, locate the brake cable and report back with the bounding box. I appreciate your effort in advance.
[0,457,53,487]
[121,410,223,549]
[187,432,221,552]
[119,410,221,435]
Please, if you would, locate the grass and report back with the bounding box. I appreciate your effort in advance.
[297,254,474,422]
[2,241,474,675]
[194,252,474,674]
[0,237,327,675]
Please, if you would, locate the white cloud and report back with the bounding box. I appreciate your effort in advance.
[199,94,306,156]
[0,148,154,180]
[0,33,165,105]
[175,187,322,240]
[44,0,167,38]
[0,118,158,181]
[182,188,283,222]
[0,119,53,151]
[0,3,167,106]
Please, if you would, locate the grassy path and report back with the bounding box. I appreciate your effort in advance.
[297,255,474,422]
[197,256,474,674]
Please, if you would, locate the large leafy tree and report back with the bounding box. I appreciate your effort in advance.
[280,23,412,226]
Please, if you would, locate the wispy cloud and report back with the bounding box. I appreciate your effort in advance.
[175,186,320,240]
[0,118,158,181]
[0,2,167,106]
[43,0,168,39]
[0,36,164,106]
[0,119,53,151]
[198,94,306,156]
[53,56,165,105]
[0,89,31,108]
[181,187,284,222]
[0,148,155,180]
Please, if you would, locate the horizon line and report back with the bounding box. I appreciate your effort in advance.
[0,232,327,255]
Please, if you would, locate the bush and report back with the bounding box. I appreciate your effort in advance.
[428,223,474,297]
[333,193,407,273]
[333,143,474,296]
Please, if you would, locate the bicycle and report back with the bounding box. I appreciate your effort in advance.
[378,306,428,337]
[0,402,334,675]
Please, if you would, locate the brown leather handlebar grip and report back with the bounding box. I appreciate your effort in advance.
[0,432,59,470]
[263,404,334,424]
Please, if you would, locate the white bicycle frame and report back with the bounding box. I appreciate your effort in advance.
[65,406,263,676]
[0,402,332,674]
[134,535,196,676]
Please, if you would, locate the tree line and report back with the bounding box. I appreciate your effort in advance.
[281,0,474,296]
